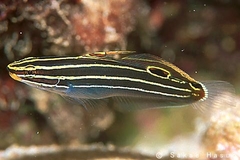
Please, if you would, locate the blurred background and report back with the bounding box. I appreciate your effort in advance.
[0,0,240,159]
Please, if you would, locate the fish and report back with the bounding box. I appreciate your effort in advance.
[7,51,234,111]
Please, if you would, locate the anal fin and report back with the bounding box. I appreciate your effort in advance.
[62,96,109,111]
[110,96,183,111]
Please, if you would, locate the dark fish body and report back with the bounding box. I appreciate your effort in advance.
[7,51,233,110]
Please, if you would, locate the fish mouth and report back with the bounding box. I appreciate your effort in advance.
[9,72,22,82]
[7,63,22,82]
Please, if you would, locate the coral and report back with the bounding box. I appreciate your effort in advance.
[202,95,240,160]
[0,0,140,60]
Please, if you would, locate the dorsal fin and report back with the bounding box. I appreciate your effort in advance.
[83,51,136,60]
[122,53,161,61]
[115,53,164,70]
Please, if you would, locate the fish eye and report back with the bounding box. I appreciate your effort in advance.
[24,65,36,78]
[147,66,170,78]
[26,70,34,75]
[24,70,36,78]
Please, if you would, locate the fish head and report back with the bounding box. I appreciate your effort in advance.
[7,57,60,89]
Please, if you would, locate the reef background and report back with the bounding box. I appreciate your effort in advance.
[0,0,240,159]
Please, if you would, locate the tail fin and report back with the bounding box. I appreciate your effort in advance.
[192,81,236,114]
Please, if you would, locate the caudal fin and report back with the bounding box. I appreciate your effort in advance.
[192,81,236,113]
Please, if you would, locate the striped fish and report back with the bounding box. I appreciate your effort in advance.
[7,51,234,111]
